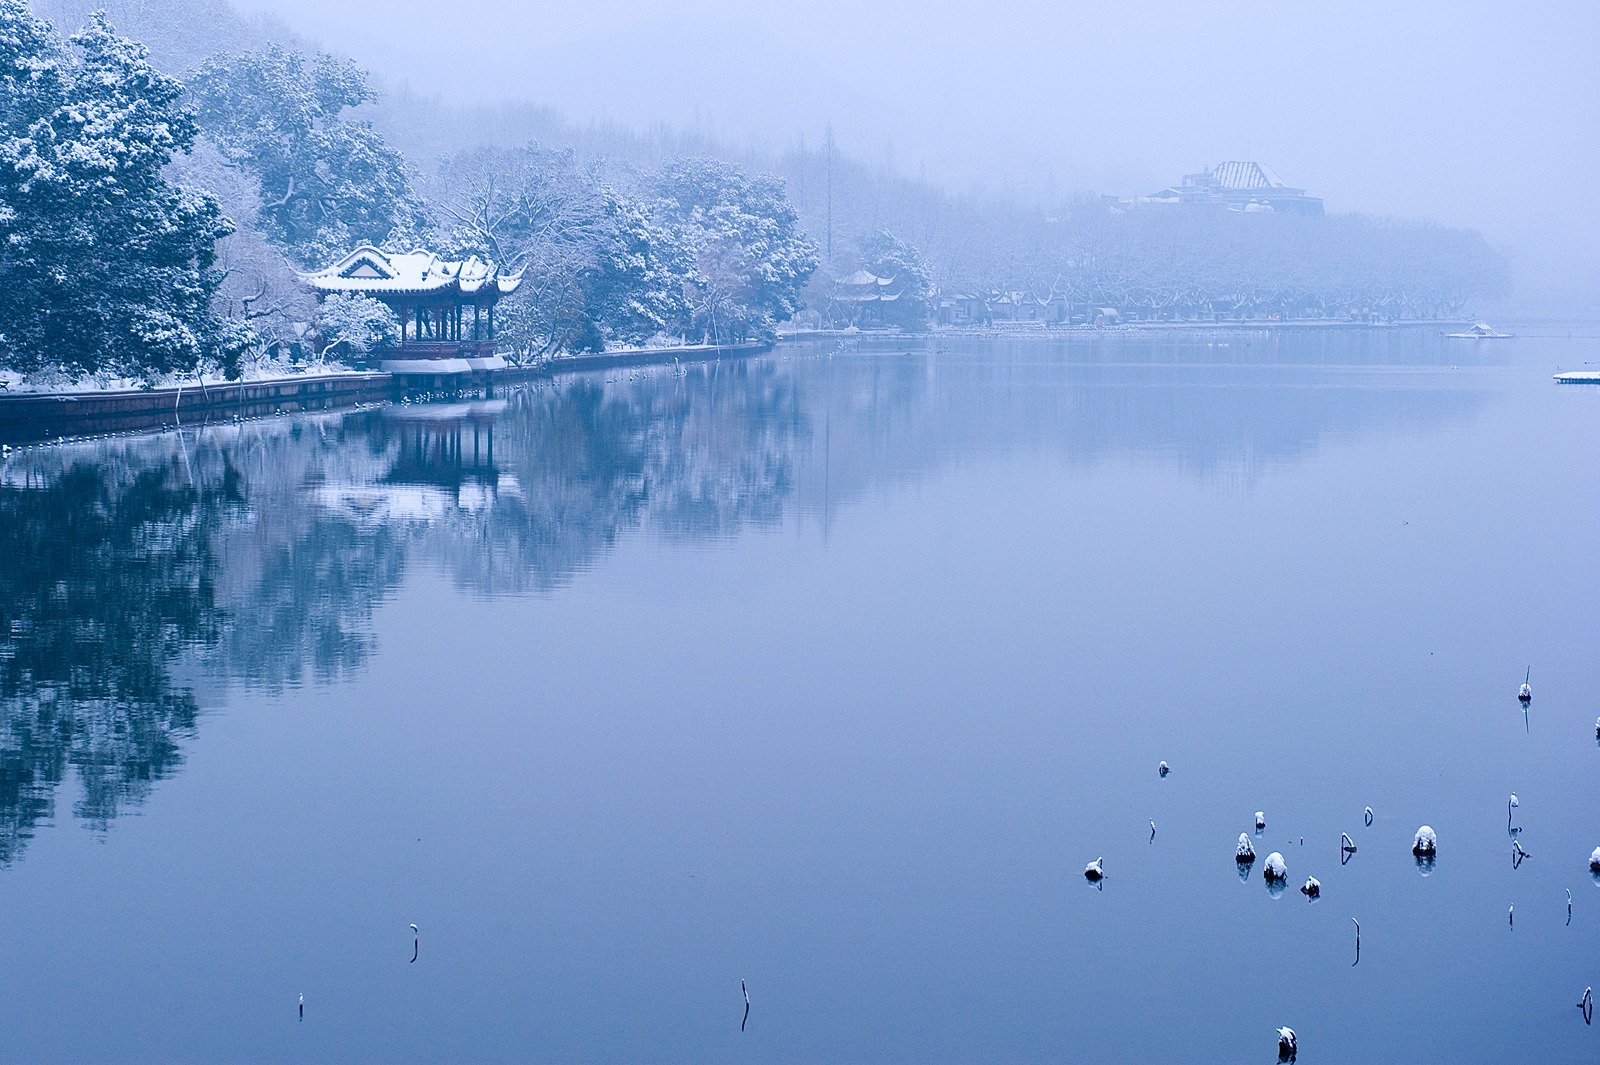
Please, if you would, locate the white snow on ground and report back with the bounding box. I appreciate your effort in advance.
[0,358,359,395]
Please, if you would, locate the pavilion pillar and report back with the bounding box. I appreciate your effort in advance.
[473,304,480,340]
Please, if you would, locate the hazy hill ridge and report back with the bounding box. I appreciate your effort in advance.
[12,0,1508,385]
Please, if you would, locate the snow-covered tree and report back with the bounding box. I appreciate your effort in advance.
[648,157,817,343]
[0,2,243,379]
[166,134,317,373]
[316,293,398,357]
[854,230,934,329]
[185,46,428,267]
[437,145,686,357]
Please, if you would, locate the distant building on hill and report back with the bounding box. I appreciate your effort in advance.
[1136,162,1324,216]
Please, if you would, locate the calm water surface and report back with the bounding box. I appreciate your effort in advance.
[1,329,1597,1063]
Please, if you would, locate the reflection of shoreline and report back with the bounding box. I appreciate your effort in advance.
[778,336,1489,526]
[0,336,1491,862]
[781,319,1477,342]
[0,364,804,862]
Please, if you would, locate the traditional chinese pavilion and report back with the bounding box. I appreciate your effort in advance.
[303,246,523,374]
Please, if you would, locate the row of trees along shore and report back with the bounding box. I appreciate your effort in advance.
[0,0,1509,384]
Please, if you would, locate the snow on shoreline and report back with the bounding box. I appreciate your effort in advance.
[0,337,762,397]
[0,360,361,396]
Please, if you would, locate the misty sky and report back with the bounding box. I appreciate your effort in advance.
[238,0,1598,303]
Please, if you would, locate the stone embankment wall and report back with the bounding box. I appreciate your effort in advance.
[0,342,770,444]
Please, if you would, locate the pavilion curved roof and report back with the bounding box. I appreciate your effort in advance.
[303,246,523,298]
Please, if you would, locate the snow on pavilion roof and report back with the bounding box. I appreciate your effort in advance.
[303,247,522,297]
[1206,161,1288,189]
[832,269,903,301]
[839,269,894,286]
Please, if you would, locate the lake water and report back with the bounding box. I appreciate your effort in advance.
[1,328,1597,1063]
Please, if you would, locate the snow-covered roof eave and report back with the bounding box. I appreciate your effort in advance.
[303,276,461,295]
[301,247,518,299]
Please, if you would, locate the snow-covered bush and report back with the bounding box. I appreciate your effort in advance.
[316,294,399,357]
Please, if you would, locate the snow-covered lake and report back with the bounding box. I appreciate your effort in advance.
[0,328,1596,1063]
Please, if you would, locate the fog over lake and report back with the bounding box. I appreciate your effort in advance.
[235,0,1600,312]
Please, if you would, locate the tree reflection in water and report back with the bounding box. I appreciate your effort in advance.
[0,340,1480,863]
[0,458,231,862]
[0,360,806,861]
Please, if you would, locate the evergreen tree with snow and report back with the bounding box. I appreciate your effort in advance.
[648,157,817,343]
[0,1,245,379]
[185,46,428,268]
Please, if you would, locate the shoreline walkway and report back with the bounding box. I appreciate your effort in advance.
[0,342,770,445]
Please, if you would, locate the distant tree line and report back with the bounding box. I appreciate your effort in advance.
[0,0,1508,383]
[774,143,1507,327]
[938,199,1508,323]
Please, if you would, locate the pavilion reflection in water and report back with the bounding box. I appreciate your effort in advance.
[382,400,505,493]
